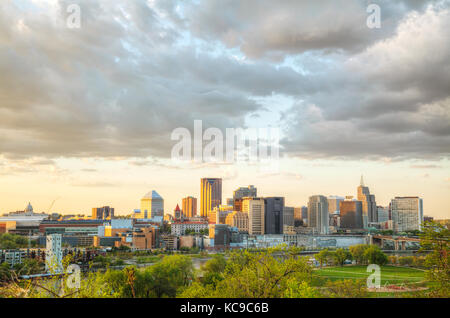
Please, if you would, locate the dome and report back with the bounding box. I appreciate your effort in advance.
[25,202,33,213]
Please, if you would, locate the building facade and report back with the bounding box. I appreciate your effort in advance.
[391,197,424,232]
[182,196,197,218]
[140,190,164,218]
[225,211,249,233]
[357,176,377,227]
[264,197,284,235]
[339,200,363,229]
[308,195,329,235]
[45,234,62,273]
[243,197,265,235]
[200,178,222,217]
[92,206,114,220]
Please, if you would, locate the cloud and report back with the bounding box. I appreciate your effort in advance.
[180,0,439,59]
[281,3,450,159]
[0,0,449,163]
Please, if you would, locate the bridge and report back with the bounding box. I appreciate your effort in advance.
[370,235,421,251]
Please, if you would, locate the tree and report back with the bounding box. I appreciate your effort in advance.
[333,248,352,267]
[322,279,368,298]
[349,244,369,265]
[201,254,227,287]
[363,246,388,266]
[316,249,330,268]
[419,221,450,297]
[189,246,314,298]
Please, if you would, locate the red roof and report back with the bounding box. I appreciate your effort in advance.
[175,204,180,212]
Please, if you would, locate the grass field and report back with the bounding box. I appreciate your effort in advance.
[312,265,426,287]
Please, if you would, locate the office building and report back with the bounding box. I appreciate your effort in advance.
[283,206,294,227]
[200,178,222,217]
[45,234,62,273]
[294,206,308,226]
[242,197,265,235]
[391,197,424,232]
[377,206,390,223]
[339,199,363,229]
[225,211,249,233]
[264,197,285,234]
[308,195,329,234]
[357,176,377,227]
[233,185,257,200]
[140,190,164,219]
[92,206,114,220]
[182,196,197,218]
[328,196,345,214]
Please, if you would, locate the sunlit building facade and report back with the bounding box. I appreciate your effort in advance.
[200,178,222,217]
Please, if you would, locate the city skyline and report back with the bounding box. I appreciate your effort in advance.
[0,174,444,220]
[0,1,449,220]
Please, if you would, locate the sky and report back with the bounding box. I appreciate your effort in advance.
[0,0,449,218]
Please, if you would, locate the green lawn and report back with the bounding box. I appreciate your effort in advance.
[312,265,425,286]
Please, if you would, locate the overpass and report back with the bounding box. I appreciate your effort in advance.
[370,235,421,250]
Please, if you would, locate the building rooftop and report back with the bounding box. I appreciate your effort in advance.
[142,190,163,200]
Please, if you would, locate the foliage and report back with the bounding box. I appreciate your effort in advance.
[349,244,369,265]
[363,246,388,266]
[322,279,368,298]
[316,249,331,268]
[419,221,450,297]
[180,246,314,298]
[0,233,29,249]
[332,248,352,266]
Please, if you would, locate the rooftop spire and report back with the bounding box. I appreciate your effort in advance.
[360,175,365,186]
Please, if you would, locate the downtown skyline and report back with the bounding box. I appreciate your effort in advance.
[0,1,449,219]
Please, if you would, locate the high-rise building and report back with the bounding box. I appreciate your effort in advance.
[308,195,329,234]
[140,190,164,219]
[182,196,197,218]
[283,206,294,227]
[327,196,345,214]
[92,206,114,220]
[200,178,222,217]
[339,199,363,229]
[225,211,249,233]
[391,197,424,232]
[264,197,284,234]
[294,206,308,222]
[233,185,257,200]
[45,234,62,273]
[357,176,377,227]
[377,206,389,223]
[242,197,265,235]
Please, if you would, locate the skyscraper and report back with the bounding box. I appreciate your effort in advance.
[308,195,329,234]
[140,190,164,219]
[391,197,424,232]
[264,197,284,234]
[200,178,222,217]
[327,196,345,214]
[182,196,197,218]
[377,206,390,223]
[357,176,377,227]
[339,199,363,229]
[242,197,265,235]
